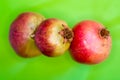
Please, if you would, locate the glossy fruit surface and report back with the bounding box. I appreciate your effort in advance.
[35,18,73,57]
[70,20,112,64]
[9,12,45,58]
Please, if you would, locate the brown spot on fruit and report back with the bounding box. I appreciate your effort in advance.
[59,26,73,44]
[100,28,110,38]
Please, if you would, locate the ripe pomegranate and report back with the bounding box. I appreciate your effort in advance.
[9,12,45,58]
[70,20,112,64]
[35,18,73,57]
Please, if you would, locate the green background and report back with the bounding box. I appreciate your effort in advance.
[0,0,120,80]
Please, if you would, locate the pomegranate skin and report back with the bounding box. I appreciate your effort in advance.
[9,12,45,58]
[35,18,73,57]
[70,20,112,64]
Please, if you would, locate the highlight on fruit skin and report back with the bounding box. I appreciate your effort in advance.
[35,18,74,57]
[9,12,45,58]
[70,20,112,64]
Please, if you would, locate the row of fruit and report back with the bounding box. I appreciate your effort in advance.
[9,12,112,65]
